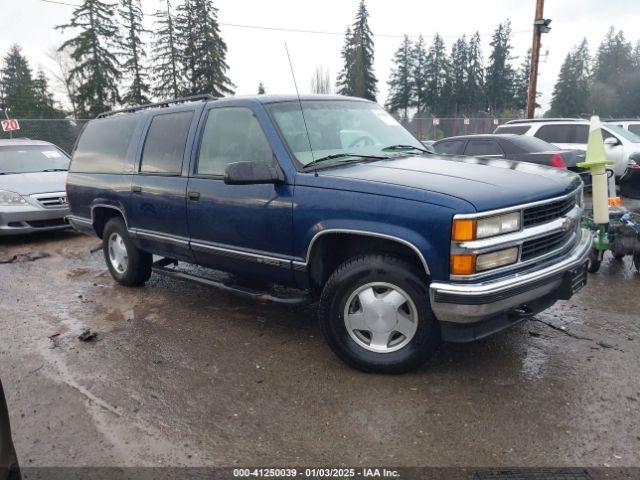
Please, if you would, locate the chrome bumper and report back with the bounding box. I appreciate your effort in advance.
[429,228,593,324]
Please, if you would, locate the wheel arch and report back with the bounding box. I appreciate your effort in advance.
[91,204,128,238]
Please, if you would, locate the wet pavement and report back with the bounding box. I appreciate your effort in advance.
[1,226,639,468]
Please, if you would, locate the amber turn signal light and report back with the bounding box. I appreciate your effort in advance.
[450,254,475,275]
[452,219,476,241]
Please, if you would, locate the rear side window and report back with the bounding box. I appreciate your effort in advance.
[197,107,272,176]
[507,136,559,153]
[140,111,193,174]
[71,116,139,173]
[493,125,530,135]
[535,124,589,144]
[434,139,465,155]
[629,124,640,135]
[464,139,503,156]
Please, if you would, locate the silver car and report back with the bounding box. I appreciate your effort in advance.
[0,139,70,236]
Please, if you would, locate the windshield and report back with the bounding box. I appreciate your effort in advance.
[0,145,70,174]
[604,124,640,143]
[268,100,424,166]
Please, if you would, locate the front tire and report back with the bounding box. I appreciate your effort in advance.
[102,217,152,286]
[318,254,439,374]
[587,248,602,273]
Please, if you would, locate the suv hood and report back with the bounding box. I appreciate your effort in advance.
[320,155,581,211]
[0,171,67,195]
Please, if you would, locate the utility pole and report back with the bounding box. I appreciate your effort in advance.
[526,0,551,118]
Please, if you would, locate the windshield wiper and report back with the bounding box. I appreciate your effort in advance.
[382,144,430,154]
[42,168,67,172]
[303,153,390,170]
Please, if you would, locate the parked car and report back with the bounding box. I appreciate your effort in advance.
[0,139,70,236]
[67,94,591,373]
[494,118,639,179]
[0,380,20,480]
[432,134,585,172]
[604,119,640,136]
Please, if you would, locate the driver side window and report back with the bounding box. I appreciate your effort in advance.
[197,107,273,176]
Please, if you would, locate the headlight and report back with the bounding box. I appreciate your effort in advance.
[0,190,27,206]
[475,247,519,272]
[450,247,519,275]
[452,212,521,241]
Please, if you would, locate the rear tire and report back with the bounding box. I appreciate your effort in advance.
[102,217,152,286]
[318,254,439,374]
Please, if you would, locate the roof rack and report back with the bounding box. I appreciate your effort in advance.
[505,117,584,125]
[96,94,217,119]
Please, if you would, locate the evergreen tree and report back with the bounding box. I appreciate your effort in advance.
[485,21,514,114]
[593,27,633,85]
[549,39,591,117]
[0,45,37,117]
[175,0,198,94]
[423,33,451,115]
[33,69,58,116]
[336,27,355,96]
[450,36,468,114]
[257,81,265,94]
[119,0,150,105]
[152,0,182,99]
[465,32,485,114]
[178,0,234,96]
[512,50,531,112]
[56,0,122,115]
[336,0,377,100]
[411,35,428,114]
[386,35,413,120]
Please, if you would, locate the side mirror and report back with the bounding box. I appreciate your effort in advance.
[224,161,284,185]
[604,137,620,147]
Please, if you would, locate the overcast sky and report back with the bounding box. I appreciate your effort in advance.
[2,0,640,116]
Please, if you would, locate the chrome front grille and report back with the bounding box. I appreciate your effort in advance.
[521,230,572,261]
[32,192,68,209]
[523,195,576,227]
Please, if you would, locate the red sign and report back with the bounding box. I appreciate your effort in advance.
[432,118,440,126]
[1,119,20,132]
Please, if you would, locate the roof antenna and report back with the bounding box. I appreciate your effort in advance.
[284,42,315,162]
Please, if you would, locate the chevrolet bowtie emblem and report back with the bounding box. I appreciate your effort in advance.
[562,217,574,232]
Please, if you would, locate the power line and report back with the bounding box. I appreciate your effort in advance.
[33,0,532,40]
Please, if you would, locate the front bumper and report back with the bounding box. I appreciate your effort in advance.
[429,228,592,337]
[0,204,70,236]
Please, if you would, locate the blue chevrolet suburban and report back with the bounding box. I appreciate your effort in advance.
[67,94,592,373]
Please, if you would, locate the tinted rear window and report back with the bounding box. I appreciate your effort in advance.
[464,139,503,156]
[507,136,559,153]
[629,124,640,135]
[140,111,193,174]
[71,116,139,173]
[434,139,466,155]
[493,125,530,135]
[535,124,589,144]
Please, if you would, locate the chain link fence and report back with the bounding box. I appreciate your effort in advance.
[0,116,522,153]
[0,118,90,154]
[398,116,520,141]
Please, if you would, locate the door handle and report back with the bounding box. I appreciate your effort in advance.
[131,185,142,193]
[188,191,200,201]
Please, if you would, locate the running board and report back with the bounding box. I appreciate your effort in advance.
[152,259,313,306]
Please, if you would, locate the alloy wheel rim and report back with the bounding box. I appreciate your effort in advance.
[343,282,418,353]
[108,232,128,274]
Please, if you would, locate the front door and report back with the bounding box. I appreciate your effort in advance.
[186,105,294,284]
[129,109,196,261]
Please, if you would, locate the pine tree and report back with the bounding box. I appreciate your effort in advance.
[152,0,182,99]
[386,35,413,120]
[119,0,150,105]
[485,21,514,114]
[56,0,122,115]
[33,69,58,116]
[466,32,485,114]
[178,0,234,96]
[450,36,468,115]
[593,27,633,85]
[512,50,531,112]
[336,0,377,100]
[257,81,265,94]
[423,33,451,115]
[0,45,37,117]
[411,35,428,114]
[336,27,355,96]
[549,40,591,117]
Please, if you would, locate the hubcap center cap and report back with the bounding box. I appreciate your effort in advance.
[364,300,397,333]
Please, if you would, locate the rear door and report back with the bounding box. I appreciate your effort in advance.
[128,107,199,261]
[186,104,294,284]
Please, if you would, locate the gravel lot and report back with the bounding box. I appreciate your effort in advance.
[1,220,639,468]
